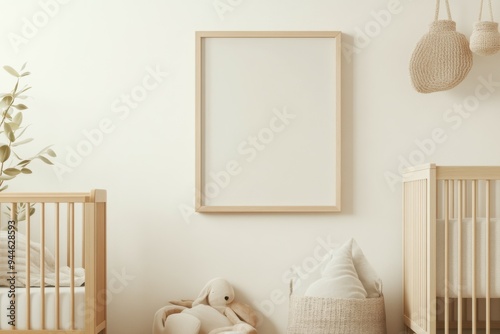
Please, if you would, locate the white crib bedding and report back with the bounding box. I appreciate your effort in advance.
[0,286,85,330]
[436,218,500,298]
[0,231,85,287]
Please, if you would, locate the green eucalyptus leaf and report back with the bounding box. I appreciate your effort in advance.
[13,113,22,126]
[0,185,8,192]
[3,111,12,120]
[8,122,19,131]
[13,104,27,110]
[20,63,27,71]
[16,159,31,167]
[0,175,14,181]
[17,209,26,222]
[38,156,53,165]
[35,145,53,156]
[20,72,31,77]
[3,66,19,77]
[0,145,11,163]
[15,204,35,222]
[4,123,15,142]
[12,138,33,147]
[17,206,35,221]
[20,168,32,174]
[1,95,13,106]
[3,168,21,176]
[47,148,56,157]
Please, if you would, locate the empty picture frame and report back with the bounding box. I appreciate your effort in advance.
[195,31,341,213]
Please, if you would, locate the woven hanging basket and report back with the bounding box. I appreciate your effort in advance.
[409,0,473,93]
[470,0,500,56]
[286,295,387,334]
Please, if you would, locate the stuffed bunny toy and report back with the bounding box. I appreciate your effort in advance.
[153,277,258,334]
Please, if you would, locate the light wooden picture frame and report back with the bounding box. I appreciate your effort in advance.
[195,31,341,213]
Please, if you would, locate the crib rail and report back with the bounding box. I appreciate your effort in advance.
[0,191,106,203]
[404,164,500,334]
[436,166,500,181]
[0,189,106,334]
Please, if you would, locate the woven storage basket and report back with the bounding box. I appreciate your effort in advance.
[470,21,500,55]
[287,295,387,334]
[470,0,500,56]
[409,0,472,93]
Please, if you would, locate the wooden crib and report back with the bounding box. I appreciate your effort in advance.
[0,189,106,333]
[403,164,500,334]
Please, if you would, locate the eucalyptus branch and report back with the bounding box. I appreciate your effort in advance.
[0,64,56,194]
[0,78,18,130]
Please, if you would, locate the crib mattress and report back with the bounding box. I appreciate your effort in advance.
[436,218,500,298]
[0,286,85,330]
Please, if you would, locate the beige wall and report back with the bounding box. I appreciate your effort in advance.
[2,0,500,333]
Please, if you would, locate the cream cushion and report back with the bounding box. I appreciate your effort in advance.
[305,239,367,299]
[163,313,201,334]
[352,239,383,298]
[183,304,232,334]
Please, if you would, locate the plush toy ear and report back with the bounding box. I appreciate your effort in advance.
[228,301,259,328]
[169,299,194,308]
[193,277,235,309]
[193,278,217,306]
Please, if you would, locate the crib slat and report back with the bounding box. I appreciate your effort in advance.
[84,200,98,332]
[449,181,454,219]
[463,180,468,218]
[82,206,85,268]
[428,173,437,334]
[70,202,75,330]
[458,180,463,334]
[444,180,450,334]
[419,180,424,330]
[486,180,491,334]
[9,203,17,331]
[41,203,46,330]
[26,203,31,330]
[55,203,60,330]
[472,180,477,334]
[67,206,70,267]
[415,181,419,328]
